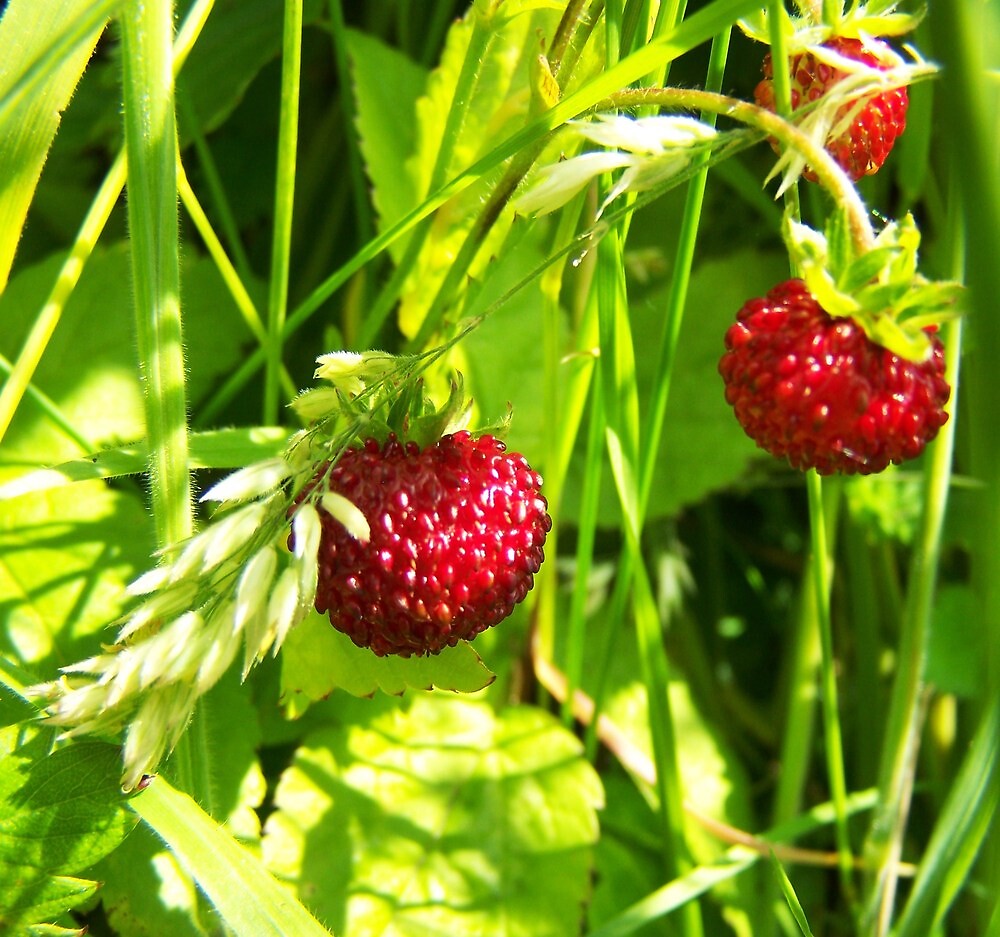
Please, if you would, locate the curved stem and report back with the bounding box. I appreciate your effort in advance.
[605,86,875,252]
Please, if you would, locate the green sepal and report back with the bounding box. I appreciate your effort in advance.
[740,2,922,47]
[784,209,963,362]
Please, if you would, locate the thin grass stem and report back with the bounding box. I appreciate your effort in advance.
[264,0,304,424]
[120,0,191,550]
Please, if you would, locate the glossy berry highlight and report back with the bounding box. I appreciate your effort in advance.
[301,432,551,656]
[719,279,950,475]
[754,36,909,181]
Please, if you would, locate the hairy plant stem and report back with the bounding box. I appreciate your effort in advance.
[605,86,875,252]
[120,0,191,551]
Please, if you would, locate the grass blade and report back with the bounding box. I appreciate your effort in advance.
[131,777,332,937]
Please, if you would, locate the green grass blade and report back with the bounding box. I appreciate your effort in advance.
[806,471,855,899]
[891,698,999,937]
[0,0,118,292]
[0,0,215,448]
[0,426,289,500]
[263,0,304,424]
[770,852,816,937]
[120,0,191,549]
[131,777,333,937]
[586,789,881,937]
[197,0,764,420]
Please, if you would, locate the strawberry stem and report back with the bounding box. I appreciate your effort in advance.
[604,86,876,253]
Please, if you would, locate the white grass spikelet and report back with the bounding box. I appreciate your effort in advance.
[199,458,291,504]
[319,491,371,543]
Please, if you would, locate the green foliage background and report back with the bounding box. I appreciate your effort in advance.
[1,1,997,936]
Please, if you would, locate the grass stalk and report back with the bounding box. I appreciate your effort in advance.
[263,0,304,424]
[120,0,191,550]
[806,471,855,902]
[860,287,963,937]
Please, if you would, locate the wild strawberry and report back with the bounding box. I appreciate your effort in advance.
[719,279,949,475]
[302,432,551,657]
[754,36,909,181]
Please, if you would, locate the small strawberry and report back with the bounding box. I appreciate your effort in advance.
[301,431,551,657]
[719,279,949,475]
[754,36,909,181]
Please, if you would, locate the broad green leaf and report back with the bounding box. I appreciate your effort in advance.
[0,731,137,932]
[458,234,562,458]
[0,0,113,291]
[0,427,290,501]
[279,611,495,714]
[346,28,427,256]
[0,478,153,672]
[0,734,136,873]
[176,0,327,135]
[130,777,333,937]
[0,874,96,936]
[261,695,604,937]
[394,4,563,338]
[927,585,984,699]
[0,244,265,466]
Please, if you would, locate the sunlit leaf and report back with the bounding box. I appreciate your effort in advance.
[262,695,604,937]
[279,611,495,714]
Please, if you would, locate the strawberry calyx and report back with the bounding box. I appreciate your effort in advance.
[783,210,962,362]
[739,2,922,52]
[290,350,486,453]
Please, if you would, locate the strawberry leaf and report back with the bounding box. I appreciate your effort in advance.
[0,731,138,932]
[279,612,495,711]
[261,696,603,937]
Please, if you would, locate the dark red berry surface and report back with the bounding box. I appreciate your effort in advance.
[303,432,551,656]
[754,36,909,181]
[719,279,950,475]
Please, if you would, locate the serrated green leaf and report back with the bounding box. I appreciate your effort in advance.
[0,244,265,467]
[176,0,326,135]
[261,695,604,937]
[130,777,333,937]
[346,28,427,256]
[0,0,112,291]
[0,732,137,932]
[0,735,137,874]
[0,871,97,936]
[279,611,495,713]
[396,4,563,338]
[0,478,153,672]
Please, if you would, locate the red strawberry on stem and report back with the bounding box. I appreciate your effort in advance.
[719,278,949,475]
[754,36,909,182]
[300,431,551,657]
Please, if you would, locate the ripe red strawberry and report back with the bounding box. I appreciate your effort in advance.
[303,432,551,656]
[719,279,949,475]
[753,36,909,181]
